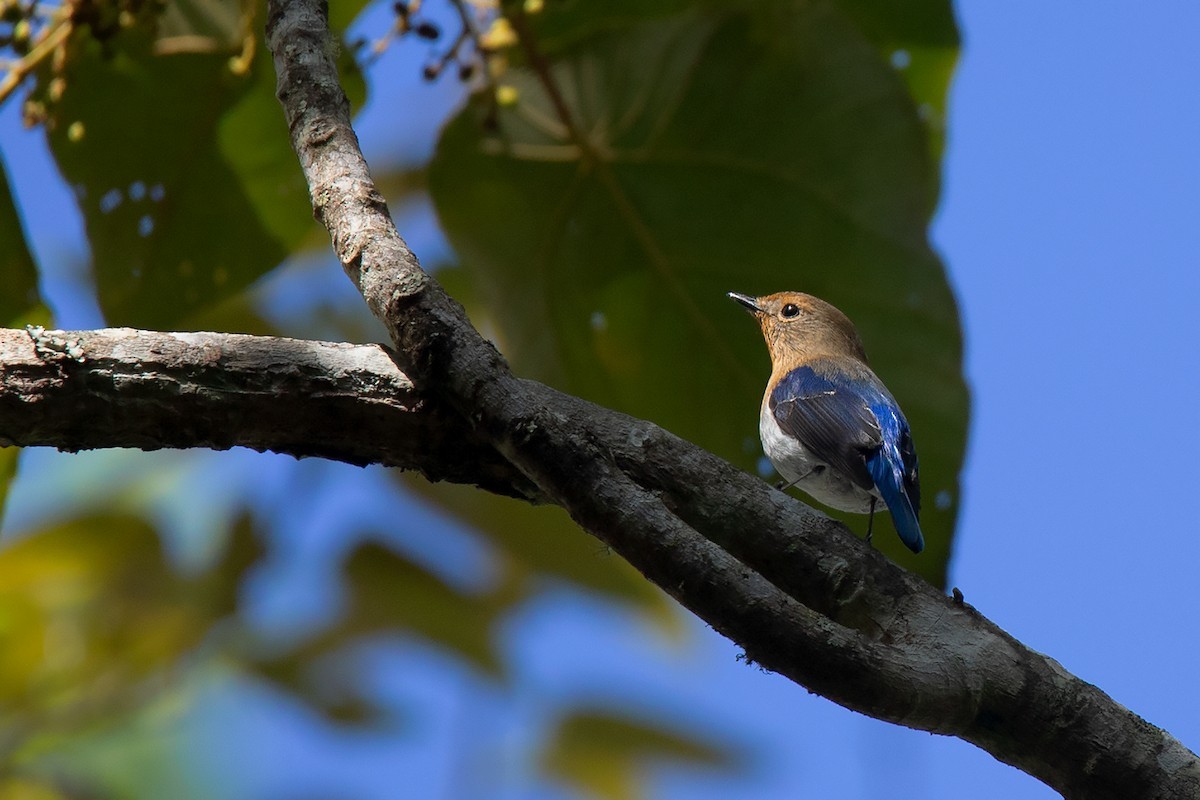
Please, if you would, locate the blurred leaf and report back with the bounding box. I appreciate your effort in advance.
[542,710,738,800]
[401,474,680,628]
[39,0,366,329]
[373,164,430,206]
[0,153,44,327]
[429,2,965,585]
[0,448,17,541]
[33,678,210,800]
[517,0,702,54]
[341,542,508,672]
[516,0,957,157]
[249,540,514,721]
[182,288,278,336]
[306,691,392,729]
[0,513,259,767]
[157,0,244,45]
[832,0,958,49]
[0,777,73,800]
[830,0,959,158]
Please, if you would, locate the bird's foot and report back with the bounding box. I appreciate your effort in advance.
[865,498,876,548]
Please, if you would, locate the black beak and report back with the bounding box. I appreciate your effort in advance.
[727,292,761,313]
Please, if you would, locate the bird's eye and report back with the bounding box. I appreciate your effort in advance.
[781,304,800,318]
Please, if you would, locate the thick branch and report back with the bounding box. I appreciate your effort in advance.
[0,327,538,499]
[258,2,1200,798]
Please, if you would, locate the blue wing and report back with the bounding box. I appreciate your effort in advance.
[770,361,923,553]
[864,404,923,553]
[769,365,880,492]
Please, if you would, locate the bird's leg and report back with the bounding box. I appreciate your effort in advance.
[775,467,819,492]
[866,497,876,548]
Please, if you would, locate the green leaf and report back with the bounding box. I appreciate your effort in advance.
[401,475,683,627]
[251,541,516,705]
[40,0,366,328]
[830,0,959,158]
[0,448,18,540]
[0,512,258,766]
[0,777,68,799]
[429,2,966,585]
[341,542,509,672]
[542,710,738,800]
[25,681,212,800]
[518,0,957,158]
[517,0,703,54]
[0,153,44,326]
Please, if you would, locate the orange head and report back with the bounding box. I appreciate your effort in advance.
[728,291,868,371]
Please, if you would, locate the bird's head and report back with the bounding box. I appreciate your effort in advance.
[728,291,868,367]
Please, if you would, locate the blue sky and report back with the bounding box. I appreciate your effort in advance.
[931,3,1200,796]
[938,0,1200,752]
[3,2,1199,798]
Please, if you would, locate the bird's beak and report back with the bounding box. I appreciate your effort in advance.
[727,292,762,313]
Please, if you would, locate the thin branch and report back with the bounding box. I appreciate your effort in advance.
[0,9,72,107]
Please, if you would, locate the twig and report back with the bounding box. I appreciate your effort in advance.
[0,12,71,107]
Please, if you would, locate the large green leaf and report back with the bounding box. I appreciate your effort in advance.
[516,0,703,54]
[39,0,364,328]
[429,2,965,585]
[831,0,959,158]
[518,0,957,158]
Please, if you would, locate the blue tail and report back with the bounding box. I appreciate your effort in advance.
[866,447,924,553]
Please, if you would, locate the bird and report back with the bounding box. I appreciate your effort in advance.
[728,291,924,553]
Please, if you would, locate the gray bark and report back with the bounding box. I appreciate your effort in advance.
[0,326,537,499]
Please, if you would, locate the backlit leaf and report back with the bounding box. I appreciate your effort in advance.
[543,710,739,800]
[38,0,366,328]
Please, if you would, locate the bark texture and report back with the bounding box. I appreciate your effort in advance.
[0,326,537,499]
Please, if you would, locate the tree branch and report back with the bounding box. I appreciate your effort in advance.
[0,326,539,500]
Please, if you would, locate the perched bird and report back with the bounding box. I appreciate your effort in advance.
[728,291,924,553]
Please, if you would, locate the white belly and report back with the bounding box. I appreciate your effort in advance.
[759,407,879,514]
